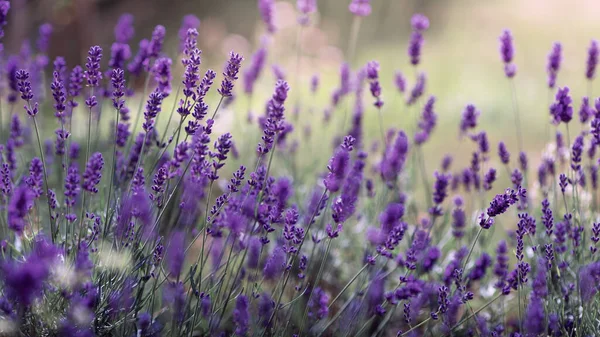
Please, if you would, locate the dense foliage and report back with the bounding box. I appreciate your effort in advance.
[0,0,599,336]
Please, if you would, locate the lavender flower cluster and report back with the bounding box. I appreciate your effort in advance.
[0,1,599,336]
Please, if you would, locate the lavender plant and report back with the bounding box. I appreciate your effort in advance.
[0,2,600,337]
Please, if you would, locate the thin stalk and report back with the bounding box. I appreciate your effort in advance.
[300,238,332,332]
[32,115,55,242]
[509,79,524,152]
[346,16,362,64]
[103,105,121,238]
[126,72,151,154]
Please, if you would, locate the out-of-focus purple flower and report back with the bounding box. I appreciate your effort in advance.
[469,253,492,281]
[429,171,450,215]
[85,46,103,87]
[550,87,573,124]
[407,72,426,105]
[83,152,104,194]
[524,296,545,336]
[178,15,200,52]
[167,231,185,278]
[579,96,593,124]
[408,31,424,66]
[451,197,465,238]
[243,47,267,95]
[218,51,243,97]
[498,141,510,164]
[494,240,509,289]
[64,165,80,208]
[152,57,172,97]
[499,29,514,64]
[324,136,355,192]
[460,104,479,135]
[366,61,383,108]
[263,246,286,280]
[0,0,10,39]
[26,158,44,198]
[311,74,319,94]
[114,13,135,43]
[394,71,406,93]
[148,25,166,58]
[587,40,599,80]
[483,168,496,191]
[547,42,562,88]
[7,185,34,234]
[297,0,317,24]
[234,295,249,335]
[128,39,150,77]
[415,96,437,145]
[381,131,409,183]
[36,23,53,53]
[259,0,276,33]
[349,0,371,17]
[411,14,429,31]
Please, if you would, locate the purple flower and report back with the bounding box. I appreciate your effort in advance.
[571,134,584,171]
[178,15,200,52]
[258,80,290,154]
[68,65,84,104]
[26,158,44,198]
[547,42,562,88]
[36,23,53,53]
[85,46,103,87]
[579,97,592,123]
[524,296,545,336]
[167,231,185,278]
[407,72,426,106]
[366,61,383,108]
[128,39,150,76]
[499,30,514,64]
[64,165,80,207]
[349,0,371,17]
[243,47,267,94]
[7,185,34,234]
[234,295,249,335]
[263,246,286,280]
[394,71,406,93]
[114,13,134,43]
[484,187,520,219]
[415,96,437,145]
[411,14,429,31]
[381,131,409,183]
[469,253,492,281]
[587,40,599,80]
[259,0,276,33]
[148,25,166,58]
[218,52,244,97]
[437,286,449,314]
[429,171,450,215]
[451,197,466,238]
[152,57,172,97]
[550,87,573,124]
[460,104,479,135]
[16,69,33,101]
[142,89,164,133]
[494,240,509,289]
[0,0,9,39]
[324,136,355,192]
[1,248,53,307]
[297,0,317,24]
[483,168,497,191]
[408,31,424,66]
[83,152,104,194]
[498,141,510,164]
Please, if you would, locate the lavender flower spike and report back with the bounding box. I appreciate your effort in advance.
[85,46,103,87]
[547,42,562,88]
[587,40,599,80]
[259,0,276,33]
[349,0,371,17]
[83,152,104,194]
[218,52,244,97]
